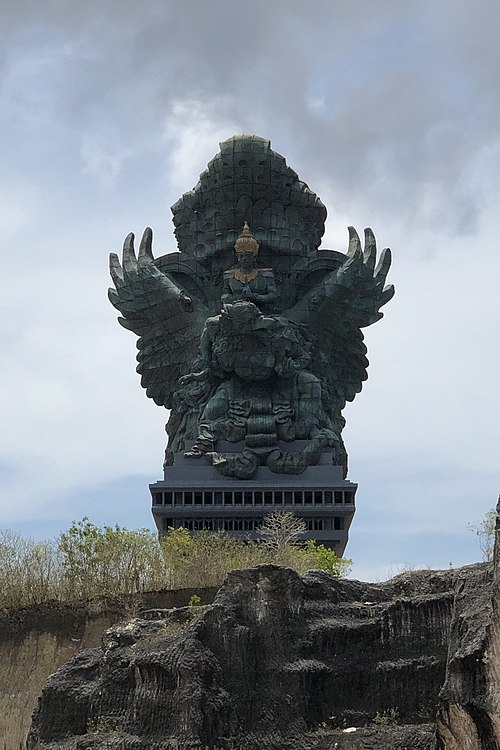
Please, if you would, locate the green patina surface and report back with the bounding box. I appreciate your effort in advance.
[108,135,394,479]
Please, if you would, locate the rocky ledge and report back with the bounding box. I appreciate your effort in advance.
[27,508,500,750]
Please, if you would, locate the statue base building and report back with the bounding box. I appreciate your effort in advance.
[150,442,356,556]
[109,135,393,563]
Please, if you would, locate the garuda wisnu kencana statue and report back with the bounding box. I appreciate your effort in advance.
[109,135,394,480]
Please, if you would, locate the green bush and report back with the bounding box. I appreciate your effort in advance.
[372,708,399,726]
[58,517,165,598]
[0,517,351,608]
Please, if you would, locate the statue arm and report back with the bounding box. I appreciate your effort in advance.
[249,272,278,304]
[221,271,238,304]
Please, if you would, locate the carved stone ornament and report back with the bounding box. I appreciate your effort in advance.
[108,135,394,479]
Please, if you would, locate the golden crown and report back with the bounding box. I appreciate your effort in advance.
[234,221,259,255]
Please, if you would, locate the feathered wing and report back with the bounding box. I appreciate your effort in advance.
[108,228,209,409]
[286,227,395,416]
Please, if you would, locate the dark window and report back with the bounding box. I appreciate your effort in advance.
[184,492,193,505]
[164,518,173,531]
[174,491,183,505]
[334,517,344,531]
[254,492,263,504]
[274,491,283,504]
[204,518,213,531]
[204,492,213,505]
[304,491,313,504]
[164,492,173,504]
[293,491,303,504]
[334,491,343,504]
[224,492,233,505]
[313,518,323,530]
[214,492,223,505]
[244,518,253,530]
[194,492,203,505]
[194,518,203,531]
[153,493,162,505]
[306,518,314,531]
[344,491,354,504]
[244,492,253,504]
[185,519,194,531]
[234,492,243,504]
[214,518,224,531]
[264,491,273,504]
[324,491,333,504]
[314,491,323,504]
[224,518,233,531]
[254,517,263,529]
[234,518,243,531]
[284,491,293,504]
[324,517,333,530]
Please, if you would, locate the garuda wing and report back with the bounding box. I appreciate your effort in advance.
[286,227,394,413]
[108,228,209,409]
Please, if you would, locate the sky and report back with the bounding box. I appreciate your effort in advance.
[1,0,499,581]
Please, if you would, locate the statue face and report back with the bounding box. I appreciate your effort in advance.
[237,251,255,270]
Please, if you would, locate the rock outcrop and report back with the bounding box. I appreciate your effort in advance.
[28,502,500,750]
[0,587,218,750]
[435,500,500,749]
[28,561,492,750]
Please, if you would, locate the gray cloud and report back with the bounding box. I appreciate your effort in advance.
[1,0,499,578]
[3,1,499,218]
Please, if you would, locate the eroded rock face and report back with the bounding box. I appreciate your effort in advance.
[28,563,488,750]
[0,587,218,750]
[435,501,500,750]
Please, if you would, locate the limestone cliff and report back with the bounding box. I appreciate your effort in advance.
[28,563,486,750]
[435,500,500,749]
[0,587,217,750]
[27,505,500,750]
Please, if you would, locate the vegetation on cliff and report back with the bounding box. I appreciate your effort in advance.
[0,513,350,608]
[468,507,496,561]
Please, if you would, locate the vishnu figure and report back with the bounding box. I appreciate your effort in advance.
[221,222,278,312]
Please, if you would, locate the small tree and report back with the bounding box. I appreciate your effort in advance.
[58,517,164,598]
[258,511,306,558]
[299,539,351,577]
[468,508,497,562]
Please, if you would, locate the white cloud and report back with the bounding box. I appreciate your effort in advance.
[162,98,241,194]
[0,182,41,239]
[80,136,133,187]
[0,0,498,576]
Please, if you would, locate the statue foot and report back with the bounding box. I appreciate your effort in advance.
[204,451,227,467]
[183,446,205,458]
[184,424,215,459]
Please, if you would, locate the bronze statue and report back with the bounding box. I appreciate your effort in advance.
[108,135,394,479]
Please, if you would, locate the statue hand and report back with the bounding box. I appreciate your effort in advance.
[337,227,391,291]
[109,228,193,315]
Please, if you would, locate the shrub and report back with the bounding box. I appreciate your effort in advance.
[468,508,497,562]
[0,516,351,608]
[372,708,399,726]
[58,517,165,598]
[0,530,60,607]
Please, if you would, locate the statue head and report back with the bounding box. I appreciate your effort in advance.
[235,221,259,270]
[221,301,260,326]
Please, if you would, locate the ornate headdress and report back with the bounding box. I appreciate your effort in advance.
[234,221,259,255]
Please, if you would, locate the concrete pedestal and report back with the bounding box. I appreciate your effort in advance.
[151,442,356,556]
